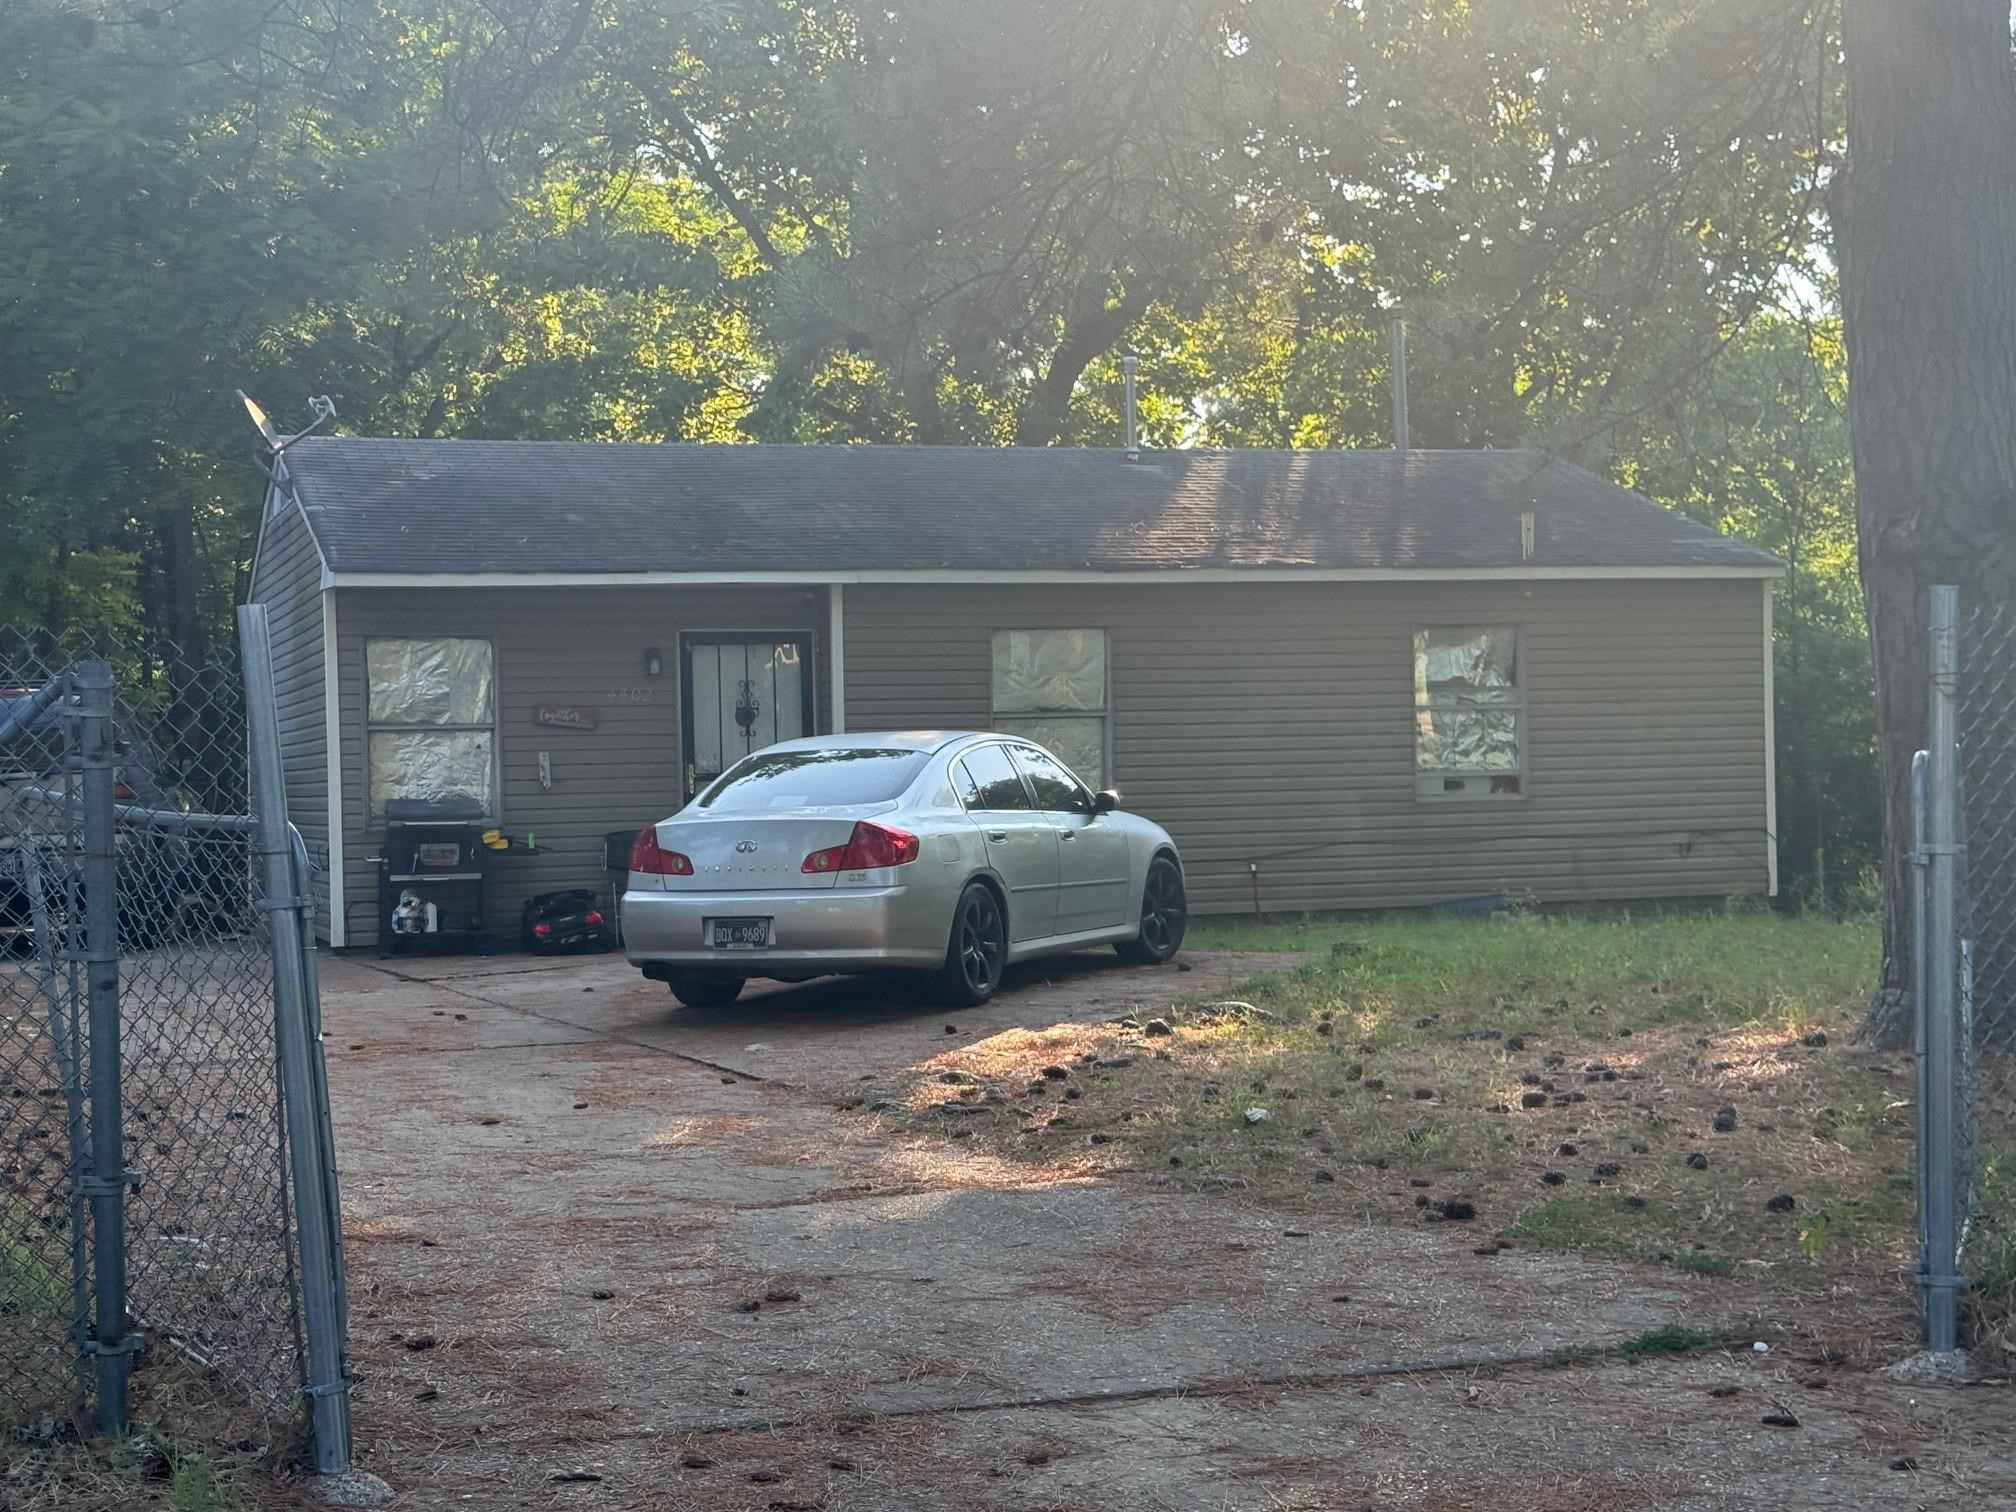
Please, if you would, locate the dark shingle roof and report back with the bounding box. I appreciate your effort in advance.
[281,438,1779,575]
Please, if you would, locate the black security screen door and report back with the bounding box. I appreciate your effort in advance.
[680,634,815,799]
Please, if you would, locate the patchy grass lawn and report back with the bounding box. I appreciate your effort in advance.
[0,1349,309,1512]
[884,909,2016,1349]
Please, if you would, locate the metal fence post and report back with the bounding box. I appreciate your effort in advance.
[22,828,94,1404]
[1911,748,1930,1330]
[1921,586,1964,1352]
[237,606,353,1473]
[290,825,349,1348]
[75,660,135,1432]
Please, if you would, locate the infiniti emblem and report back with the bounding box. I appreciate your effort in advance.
[734,840,760,854]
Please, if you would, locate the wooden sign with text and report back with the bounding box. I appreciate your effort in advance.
[533,705,597,731]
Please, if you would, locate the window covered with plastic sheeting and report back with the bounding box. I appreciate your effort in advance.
[991,629,1108,787]
[365,638,497,819]
[1413,626,1523,798]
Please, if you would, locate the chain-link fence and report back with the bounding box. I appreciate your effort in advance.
[1913,589,2016,1358]
[0,617,351,1467]
[1956,597,2016,1355]
[1960,602,2016,1051]
[0,665,85,1429]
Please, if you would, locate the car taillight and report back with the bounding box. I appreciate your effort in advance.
[629,829,694,875]
[532,921,554,938]
[583,910,604,926]
[803,821,921,874]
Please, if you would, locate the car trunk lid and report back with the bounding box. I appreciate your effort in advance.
[646,805,899,891]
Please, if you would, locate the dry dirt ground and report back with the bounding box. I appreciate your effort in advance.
[309,949,2016,1511]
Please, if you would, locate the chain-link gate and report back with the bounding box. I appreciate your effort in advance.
[0,611,351,1470]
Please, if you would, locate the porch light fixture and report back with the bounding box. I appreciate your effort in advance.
[643,647,664,678]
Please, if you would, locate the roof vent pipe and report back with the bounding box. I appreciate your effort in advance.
[1388,309,1409,452]
[1122,354,1141,462]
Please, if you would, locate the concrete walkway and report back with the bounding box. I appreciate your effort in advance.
[318,950,2016,1510]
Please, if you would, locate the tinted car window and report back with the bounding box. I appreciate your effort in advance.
[697,747,929,811]
[1010,744,1092,813]
[951,758,983,810]
[957,744,1034,810]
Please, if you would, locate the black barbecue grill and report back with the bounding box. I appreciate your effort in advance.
[376,818,493,955]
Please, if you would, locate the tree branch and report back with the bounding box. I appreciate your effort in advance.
[1016,280,1156,445]
[640,91,786,270]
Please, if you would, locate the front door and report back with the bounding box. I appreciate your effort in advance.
[681,634,815,801]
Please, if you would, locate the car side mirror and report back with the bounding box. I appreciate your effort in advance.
[1091,790,1120,816]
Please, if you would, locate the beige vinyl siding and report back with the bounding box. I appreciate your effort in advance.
[245,499,333,940]
[845,579,1769,915]
[333,586,827,950]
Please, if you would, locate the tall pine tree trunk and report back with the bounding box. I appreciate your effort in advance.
[1837,1,2016,1045]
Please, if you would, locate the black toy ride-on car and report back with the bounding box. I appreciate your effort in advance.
[520,888,617,955]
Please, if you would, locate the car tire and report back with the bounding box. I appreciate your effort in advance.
[664,969,744,1008]
[932,881,1007,1006]
[1116,855,1187,965]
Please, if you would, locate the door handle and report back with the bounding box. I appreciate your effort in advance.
[1058,830,1076,842]
[986,831,1009,844]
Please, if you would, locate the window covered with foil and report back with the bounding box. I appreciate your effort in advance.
[990,629,1109,788]
[1413,626,1522,795]
[365,637,497,819]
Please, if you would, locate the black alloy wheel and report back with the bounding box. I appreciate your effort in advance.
[1117,855,1187,965]
[935,882,1007,1006]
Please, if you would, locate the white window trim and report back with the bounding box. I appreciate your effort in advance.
[363,636,501,825]
[989,627,1113,790]
[1412,624,1526,801]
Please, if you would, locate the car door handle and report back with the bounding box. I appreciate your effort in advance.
[1057,830,1076,842]
[986,830,1009,843]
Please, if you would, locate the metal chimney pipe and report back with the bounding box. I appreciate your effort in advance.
[1122,354,1140,461]
[1388,310,1409,452]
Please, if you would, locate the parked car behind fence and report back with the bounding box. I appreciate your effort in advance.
[624,731,1186,1007]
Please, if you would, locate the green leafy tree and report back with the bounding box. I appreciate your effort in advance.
[1610,310,1875,905]
[1,0,1880,919]
[1833,1,2016,1042]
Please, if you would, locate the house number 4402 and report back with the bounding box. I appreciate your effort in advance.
[606,687,655,704]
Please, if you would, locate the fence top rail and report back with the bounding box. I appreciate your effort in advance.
[10,782,259,834]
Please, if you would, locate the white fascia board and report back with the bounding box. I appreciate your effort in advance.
[327,564,1784,589]
[322,588,347,947]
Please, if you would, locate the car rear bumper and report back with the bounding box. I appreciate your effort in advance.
[621,884,947,973]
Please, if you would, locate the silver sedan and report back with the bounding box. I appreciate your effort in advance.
[622,731,1186,1007]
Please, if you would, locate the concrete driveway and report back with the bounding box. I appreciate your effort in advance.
[319,949,2014,1510]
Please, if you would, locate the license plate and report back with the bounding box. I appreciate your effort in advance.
[709,917,771,949]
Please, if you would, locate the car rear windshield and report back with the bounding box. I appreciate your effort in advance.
[696,747,930,811]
